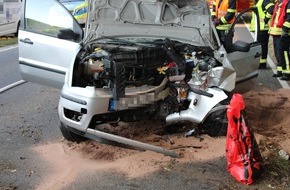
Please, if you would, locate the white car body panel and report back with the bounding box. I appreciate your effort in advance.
[166,87,228,123]
[19,31,81,89]
[18,0,83,89]
[85,0,213,46]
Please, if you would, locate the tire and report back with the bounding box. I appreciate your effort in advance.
[59,122,87,142]
[201,106,227,137]
[199,98,230,137]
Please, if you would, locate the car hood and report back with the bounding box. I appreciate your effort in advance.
[85,0,213,46]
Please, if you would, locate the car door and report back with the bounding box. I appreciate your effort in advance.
[223,7,261,94]
[18,0,83,89]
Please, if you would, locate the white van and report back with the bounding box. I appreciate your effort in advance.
[0,0,22,36]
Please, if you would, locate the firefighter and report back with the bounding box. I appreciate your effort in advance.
[278,0,290,80]
[269,0,284,77]
[250,0,275,69]
[211,0,237,44]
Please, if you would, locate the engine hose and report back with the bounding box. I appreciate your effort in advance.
[162,38,186,68]
[184,60,195,82]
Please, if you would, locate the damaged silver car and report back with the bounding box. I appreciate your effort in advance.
[19,0,261,156]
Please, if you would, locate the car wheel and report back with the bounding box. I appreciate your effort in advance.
[199,98,230,137]
[59,122,87,142]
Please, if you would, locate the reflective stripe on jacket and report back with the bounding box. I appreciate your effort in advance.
[250,0,274,31]
[282,0,290,34]
[215,0,237,30]
[269,0,289,35]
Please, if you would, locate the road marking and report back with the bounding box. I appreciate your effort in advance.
[0,80,27,94]
[0,45,18,52]
[0,45,25,94]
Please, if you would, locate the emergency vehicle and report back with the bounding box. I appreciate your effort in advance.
[73,0,87,26]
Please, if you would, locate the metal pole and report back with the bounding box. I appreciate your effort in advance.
[85,128,180,158]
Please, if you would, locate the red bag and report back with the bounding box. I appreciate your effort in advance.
[226,93,263,185]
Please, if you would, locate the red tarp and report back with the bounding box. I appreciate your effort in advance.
[226,93,263,185]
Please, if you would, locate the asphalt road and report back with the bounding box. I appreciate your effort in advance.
[0,46,61,189]
[0,44,288,189]
[0,46,23,89]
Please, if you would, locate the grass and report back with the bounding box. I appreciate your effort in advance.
[0,36,18,48]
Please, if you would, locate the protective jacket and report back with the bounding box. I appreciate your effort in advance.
[269,0,289,35]
[281,0,290,34]
[280,0,290,75]
[212,0,237,30]
[250,0,275,31]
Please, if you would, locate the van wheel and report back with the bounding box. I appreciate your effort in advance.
[59,122,87,142]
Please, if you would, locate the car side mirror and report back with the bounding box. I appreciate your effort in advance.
[231,40,250,52]
[57,29,79,41]
[223,7,259,53]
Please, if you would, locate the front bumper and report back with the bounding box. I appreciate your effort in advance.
[58,85,112,132]
[58,78,169,132]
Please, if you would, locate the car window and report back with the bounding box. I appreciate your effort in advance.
[232,12,255,44]
[25,0,74,37]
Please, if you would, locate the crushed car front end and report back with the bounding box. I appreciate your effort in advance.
[58,0,226,133]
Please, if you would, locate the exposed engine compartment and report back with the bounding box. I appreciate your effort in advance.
[72,38,219,101]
